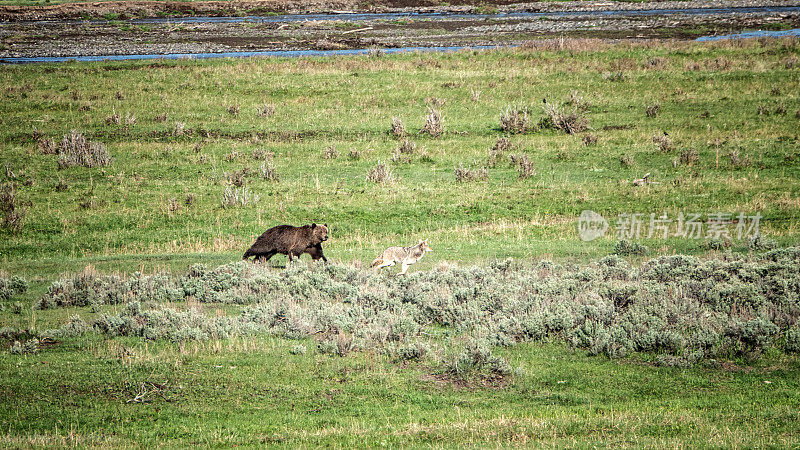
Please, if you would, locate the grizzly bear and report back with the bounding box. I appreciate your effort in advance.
[243,223,329,263]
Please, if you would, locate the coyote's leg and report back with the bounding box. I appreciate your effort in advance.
[397,262,410,276]
[376,260,395,271]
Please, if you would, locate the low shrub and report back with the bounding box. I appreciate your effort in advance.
[614,239,648,256]
[0,275,27,300]
[9,338,38,355]
[645,102,661,118]
[500,107,532,134]
[38,247,800,368]
[539,103,588,134]
[443,340,512,380]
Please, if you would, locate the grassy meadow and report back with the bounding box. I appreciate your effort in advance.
[1,39,798,275]
[1,38,800,446]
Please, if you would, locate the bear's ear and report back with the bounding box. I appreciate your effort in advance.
[324,223,328,228]
[312,223,317,228]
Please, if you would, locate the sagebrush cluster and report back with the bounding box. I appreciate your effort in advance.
[32,248,800,367]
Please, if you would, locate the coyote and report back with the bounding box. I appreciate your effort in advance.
[371,240,433,275]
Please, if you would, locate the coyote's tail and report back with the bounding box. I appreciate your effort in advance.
[371,257,383,268]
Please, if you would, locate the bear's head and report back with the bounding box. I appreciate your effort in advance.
[311,223,329,244]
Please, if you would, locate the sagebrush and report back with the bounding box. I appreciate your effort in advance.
[31,248,800,368]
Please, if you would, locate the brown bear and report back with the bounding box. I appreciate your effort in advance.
[243,223,329,263]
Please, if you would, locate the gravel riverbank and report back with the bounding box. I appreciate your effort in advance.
[1,0,799,60]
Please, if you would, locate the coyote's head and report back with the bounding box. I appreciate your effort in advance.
[418,239,433,253]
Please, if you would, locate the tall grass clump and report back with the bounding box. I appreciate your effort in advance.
[259,162,279,181]
[0,183,28,233]
[500,107,532,134]
[513,155,536,179]
[540,103,588,134]
[221,186,259,208]
[454,163,488,182]
[420,108,443,137]
[390,116,406,138]
[367,161,394,184]
[57,131,111,169]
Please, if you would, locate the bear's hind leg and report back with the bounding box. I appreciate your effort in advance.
[257,250,277,264]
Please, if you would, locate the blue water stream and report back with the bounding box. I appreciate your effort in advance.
[1,6,798,64]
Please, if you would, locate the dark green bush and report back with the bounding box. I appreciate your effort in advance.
[0,275,27,300]
[614,239,648,256]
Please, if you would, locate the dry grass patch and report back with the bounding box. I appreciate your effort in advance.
[367,161,394,184]
[454,163,488,182]
[420,108,443,138]
[500,107,532,134]
[540,103,588,134]
[57,131,111,169]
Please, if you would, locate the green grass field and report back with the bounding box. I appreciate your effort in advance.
[2,337,799,447]
[1,38,800,446]
[2,39,799,275]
